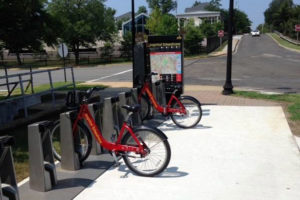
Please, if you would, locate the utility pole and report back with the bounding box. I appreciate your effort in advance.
[222,0,234,95]
[131,0,135,69]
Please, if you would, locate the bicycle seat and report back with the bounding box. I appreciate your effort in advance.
[122,104,141,113]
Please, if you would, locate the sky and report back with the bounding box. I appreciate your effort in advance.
[104,0,300,30]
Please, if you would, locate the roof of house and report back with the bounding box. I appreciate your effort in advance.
[116,11,131,21]
[122,13,149,26]
[176,10,220,18]
[185,2,210,13]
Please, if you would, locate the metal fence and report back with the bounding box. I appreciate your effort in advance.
[0,67,76,126]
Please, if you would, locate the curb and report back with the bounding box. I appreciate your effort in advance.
[267,33,300,54]
[293,136,300,152]
[208,36,242,57]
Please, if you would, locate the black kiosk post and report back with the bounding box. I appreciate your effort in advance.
[133,35,184,101]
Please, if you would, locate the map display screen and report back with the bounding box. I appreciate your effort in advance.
[150,51,182,82]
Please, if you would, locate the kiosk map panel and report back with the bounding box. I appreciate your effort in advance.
[150,51,182,83]
[148,35,184,96]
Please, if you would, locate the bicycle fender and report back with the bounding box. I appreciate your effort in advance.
[180,95,201,105]
[133,125,168,140]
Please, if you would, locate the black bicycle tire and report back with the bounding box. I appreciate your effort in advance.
[121,128,171,177]
[50,120,92,163]
[170,96,202,128]
[139,94,151,120]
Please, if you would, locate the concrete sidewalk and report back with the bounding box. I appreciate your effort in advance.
[74,106,300,200]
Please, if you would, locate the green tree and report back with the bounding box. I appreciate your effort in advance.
[146,8,178,35]
[137,6,148,14]
[48,0,116,65]
[192,1,202,7]
[264,0,298,37]
[184,20,204,55]
[101,41,114,59]
[120,32,132,60]
[221,9,252,34]
[146,0,177,14]
[205,0,222,11]
[0,0,58,65]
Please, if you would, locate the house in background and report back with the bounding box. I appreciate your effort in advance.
[176,3,221,26]
[121,13,149,36]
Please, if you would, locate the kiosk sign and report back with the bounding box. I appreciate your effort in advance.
[148,36,184,96]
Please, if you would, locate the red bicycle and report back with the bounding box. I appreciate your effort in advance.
[139,73,202,128]
[51,88,171,177]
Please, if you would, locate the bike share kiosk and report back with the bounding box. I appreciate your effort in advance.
[133,35,184,101]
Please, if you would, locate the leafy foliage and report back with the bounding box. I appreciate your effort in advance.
[146,0,177,14]
[200,21,223,37]
[137,6,148,14]
[120,32,132,60]
[221,9,252,34]
[101,42,114,58]
[205,0,222,11]
[48,0,116,64]
[192,1,202,7]
[184,20,204,55]
[264,0,300,38]
[0,0,58,65]
[146,8,178,35]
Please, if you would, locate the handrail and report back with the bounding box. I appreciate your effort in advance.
[0,66,73,79]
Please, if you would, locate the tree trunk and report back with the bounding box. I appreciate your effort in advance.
[16,52,22,66]
[75,43,79,65]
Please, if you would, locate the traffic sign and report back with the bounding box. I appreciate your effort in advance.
[218,30,224,38]
[58,43,68,58]
[295,25,300,32]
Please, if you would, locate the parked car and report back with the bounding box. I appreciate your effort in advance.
[251,30,260,37]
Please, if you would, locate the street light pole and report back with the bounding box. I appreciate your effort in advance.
[131,0,135,69]
[223,0,234,95]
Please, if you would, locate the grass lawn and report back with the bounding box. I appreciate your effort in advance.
[0,82,107,182]
[269,33,300,51]
[214,40,228,52]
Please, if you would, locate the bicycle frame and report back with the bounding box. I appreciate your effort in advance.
[72,103,146,155]
[138,81,186,115]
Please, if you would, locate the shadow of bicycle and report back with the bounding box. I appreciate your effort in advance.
[159,123,212,131]
[117,165,188,179]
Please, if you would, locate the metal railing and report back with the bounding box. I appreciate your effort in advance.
[0,66,76,118]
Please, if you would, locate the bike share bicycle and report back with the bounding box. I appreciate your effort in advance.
[139,72,202,128]
[50,87,171,176]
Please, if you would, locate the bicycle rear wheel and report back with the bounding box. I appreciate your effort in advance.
[50,120,92,163]
[170,96,202,128]
[121,128,171,177]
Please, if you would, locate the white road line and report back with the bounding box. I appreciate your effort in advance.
[86,69,132,83]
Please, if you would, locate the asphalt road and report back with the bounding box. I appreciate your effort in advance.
[185,34,300,93]
[2,34,300,93]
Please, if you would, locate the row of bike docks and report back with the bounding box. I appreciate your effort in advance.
[0,81,167,200]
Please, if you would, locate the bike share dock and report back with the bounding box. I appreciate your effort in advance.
[74,105,300,200]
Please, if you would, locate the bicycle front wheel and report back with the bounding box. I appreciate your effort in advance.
[121,128,171,177]
[50,120,92,163]
[170,96,202,128]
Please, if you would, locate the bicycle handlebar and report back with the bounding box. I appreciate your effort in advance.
[66,87,103,108]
